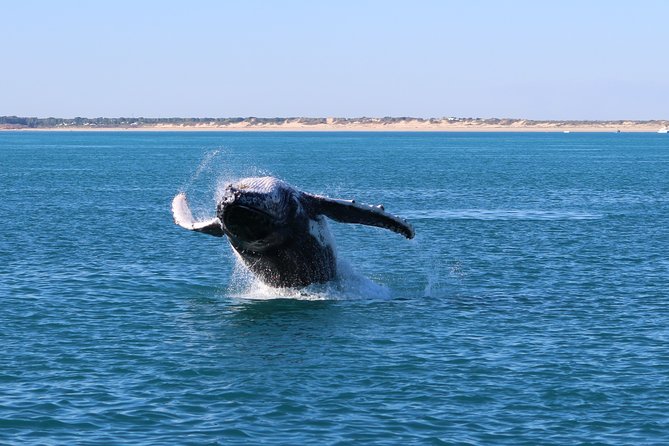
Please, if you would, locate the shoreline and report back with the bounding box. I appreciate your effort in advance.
[0,124,665,133]
[2,117,667,133]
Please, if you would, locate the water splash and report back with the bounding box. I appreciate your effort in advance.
[179,149,221,193]
[226,256,391,301]
[213,165,274,202]
[407,234,458,298]
[175,149,229,222]
[175,150,275,219]
[177,155,393,301]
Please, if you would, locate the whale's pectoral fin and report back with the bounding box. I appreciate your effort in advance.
[171,193,224,237]
[303,193,415,239]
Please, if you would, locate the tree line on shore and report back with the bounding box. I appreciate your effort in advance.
[1,115,666,128]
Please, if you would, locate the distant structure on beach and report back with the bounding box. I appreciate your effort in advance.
[1,116,668,132]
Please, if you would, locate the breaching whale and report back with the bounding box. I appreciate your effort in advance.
[172,177,414,288]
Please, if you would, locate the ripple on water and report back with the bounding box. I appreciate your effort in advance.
[406,208,602,221]
[2,132,669,444]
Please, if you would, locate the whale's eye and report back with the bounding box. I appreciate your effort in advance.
[223,205,273,241]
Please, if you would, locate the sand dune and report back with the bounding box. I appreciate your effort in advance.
[1,117,667,132]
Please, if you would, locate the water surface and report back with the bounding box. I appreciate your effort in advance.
[2,131,668,444]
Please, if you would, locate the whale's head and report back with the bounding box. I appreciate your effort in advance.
[217,177,301,251]
[174,175,413,254]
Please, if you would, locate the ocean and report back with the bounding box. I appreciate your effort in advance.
[1,131,668,444]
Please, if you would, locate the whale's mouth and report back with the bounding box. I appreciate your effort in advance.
[223,205,274,242]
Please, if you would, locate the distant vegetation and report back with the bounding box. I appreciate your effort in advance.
[0,115,667,129]
[0,116,328,128]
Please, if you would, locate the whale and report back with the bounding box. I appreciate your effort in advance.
[172,176,414,288]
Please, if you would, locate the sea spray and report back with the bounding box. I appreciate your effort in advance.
[214,165,273,203]
[406,232,458,298]
[177,155,395,300]
[175,149,275,219]
[226,254,391,301]
[176,149,230,222]
[180,149,221,193]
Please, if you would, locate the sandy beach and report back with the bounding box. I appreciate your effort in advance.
[1,118,667,132]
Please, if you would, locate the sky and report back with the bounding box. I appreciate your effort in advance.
[2,0,668,120]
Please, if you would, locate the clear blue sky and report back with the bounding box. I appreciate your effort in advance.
[2,0,668,120]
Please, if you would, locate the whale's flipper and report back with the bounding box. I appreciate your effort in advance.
[303,193,415,239]
[171,193,224,237]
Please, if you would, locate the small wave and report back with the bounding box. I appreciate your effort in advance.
[406,209,602,221]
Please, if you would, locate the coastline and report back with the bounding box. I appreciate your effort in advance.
[1,118,667,133]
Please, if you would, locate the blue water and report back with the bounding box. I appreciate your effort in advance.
[2,131,669,444]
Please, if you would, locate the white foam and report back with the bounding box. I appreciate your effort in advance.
[176,156,394,301]
[226,256,390,301]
